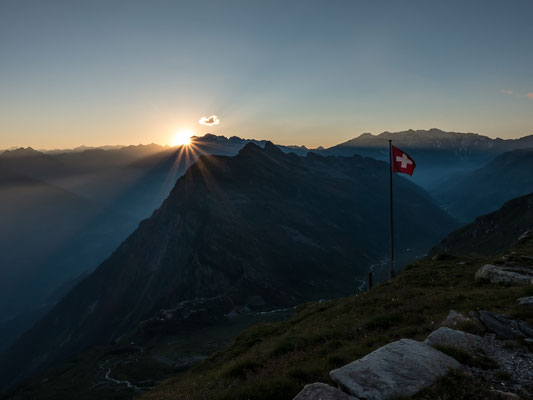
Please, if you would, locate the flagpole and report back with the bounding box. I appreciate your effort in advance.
[388,140,395,279]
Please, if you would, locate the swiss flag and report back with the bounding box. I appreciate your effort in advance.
[392,145,416,176]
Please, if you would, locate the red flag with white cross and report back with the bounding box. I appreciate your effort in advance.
[391,145,416,176]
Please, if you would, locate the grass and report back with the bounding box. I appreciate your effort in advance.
[140,240,533,400]
[412,370,501,400]
[432,345,499,370]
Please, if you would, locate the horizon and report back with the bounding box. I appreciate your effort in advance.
[2,127,533,152]
[1,0,533,149]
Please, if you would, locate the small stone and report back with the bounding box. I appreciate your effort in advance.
[329,339,460,400]
[490,389,521,399]
[442,310,469,327]
[518,296,533,306]
[292,383,358,400]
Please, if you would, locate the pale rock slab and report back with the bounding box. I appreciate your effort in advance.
[475,264,533,285]
[292,382,358,400]
[329,339,460,400]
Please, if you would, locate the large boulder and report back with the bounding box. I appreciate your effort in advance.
[474,310,533,340]
[475,264,533,285]
[425,327,483,353]
[292,382,358,400]
[329,339,460,400]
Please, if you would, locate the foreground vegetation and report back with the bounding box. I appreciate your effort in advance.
[142,239,533,400]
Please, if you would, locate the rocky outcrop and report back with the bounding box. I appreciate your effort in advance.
[292,307,533,400]
[329,339,460,400]
[473,310,533,340]
[475,264,533,285]
[293,383,358,400]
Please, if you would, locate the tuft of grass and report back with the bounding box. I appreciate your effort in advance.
[224,360,263,379]
[494,370,511,381]
[363,313,402,330]
[413,369,501,400]
[433,345,499,370]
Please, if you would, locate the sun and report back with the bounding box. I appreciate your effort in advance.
[171,130,192,146]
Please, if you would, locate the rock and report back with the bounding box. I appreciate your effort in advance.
[518,230,532,241]
[425,327,483,353]
[490,389,521,399]
[441,310,468,327]
[474,310,533,340]
[475,264,533,285]
[518,296,533,306]
[292,383,358,400]
[329,339,460,400]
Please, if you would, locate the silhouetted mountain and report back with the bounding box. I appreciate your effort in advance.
[432,192,533,256]
[321,129,533,187]
[433,149,533,223]
[0,142,456,390]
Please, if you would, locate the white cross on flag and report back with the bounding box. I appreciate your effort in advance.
[391,145,416,176]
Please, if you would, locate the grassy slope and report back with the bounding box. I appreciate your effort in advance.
[141,239,533,400]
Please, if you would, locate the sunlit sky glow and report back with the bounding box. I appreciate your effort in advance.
[1,0,532,149]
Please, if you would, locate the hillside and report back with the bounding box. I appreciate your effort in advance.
[432,192,533,256]
[136,237,533,400]
[0,142,455,392]
[432,149,533,223]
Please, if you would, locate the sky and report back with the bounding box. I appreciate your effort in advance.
[1,0,532,149]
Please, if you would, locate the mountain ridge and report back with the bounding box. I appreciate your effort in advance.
[0,142,456,391]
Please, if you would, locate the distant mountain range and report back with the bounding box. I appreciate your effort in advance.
[0,142,456,391]
[322,128,533,187]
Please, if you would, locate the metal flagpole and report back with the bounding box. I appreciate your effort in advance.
[389,140,395,279]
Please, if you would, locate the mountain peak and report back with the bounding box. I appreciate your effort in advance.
[238,142,263,156]
[238,141,285,158]
[1,147,44,158]
[263,141,285,156]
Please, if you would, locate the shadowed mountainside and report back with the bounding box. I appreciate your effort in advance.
[431,192,533,256]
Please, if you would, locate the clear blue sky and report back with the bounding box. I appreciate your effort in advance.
[1,0,532,148]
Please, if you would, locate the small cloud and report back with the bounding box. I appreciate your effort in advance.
[501,89,513,95]
[199,115,220,126]
[526,93,533,99]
